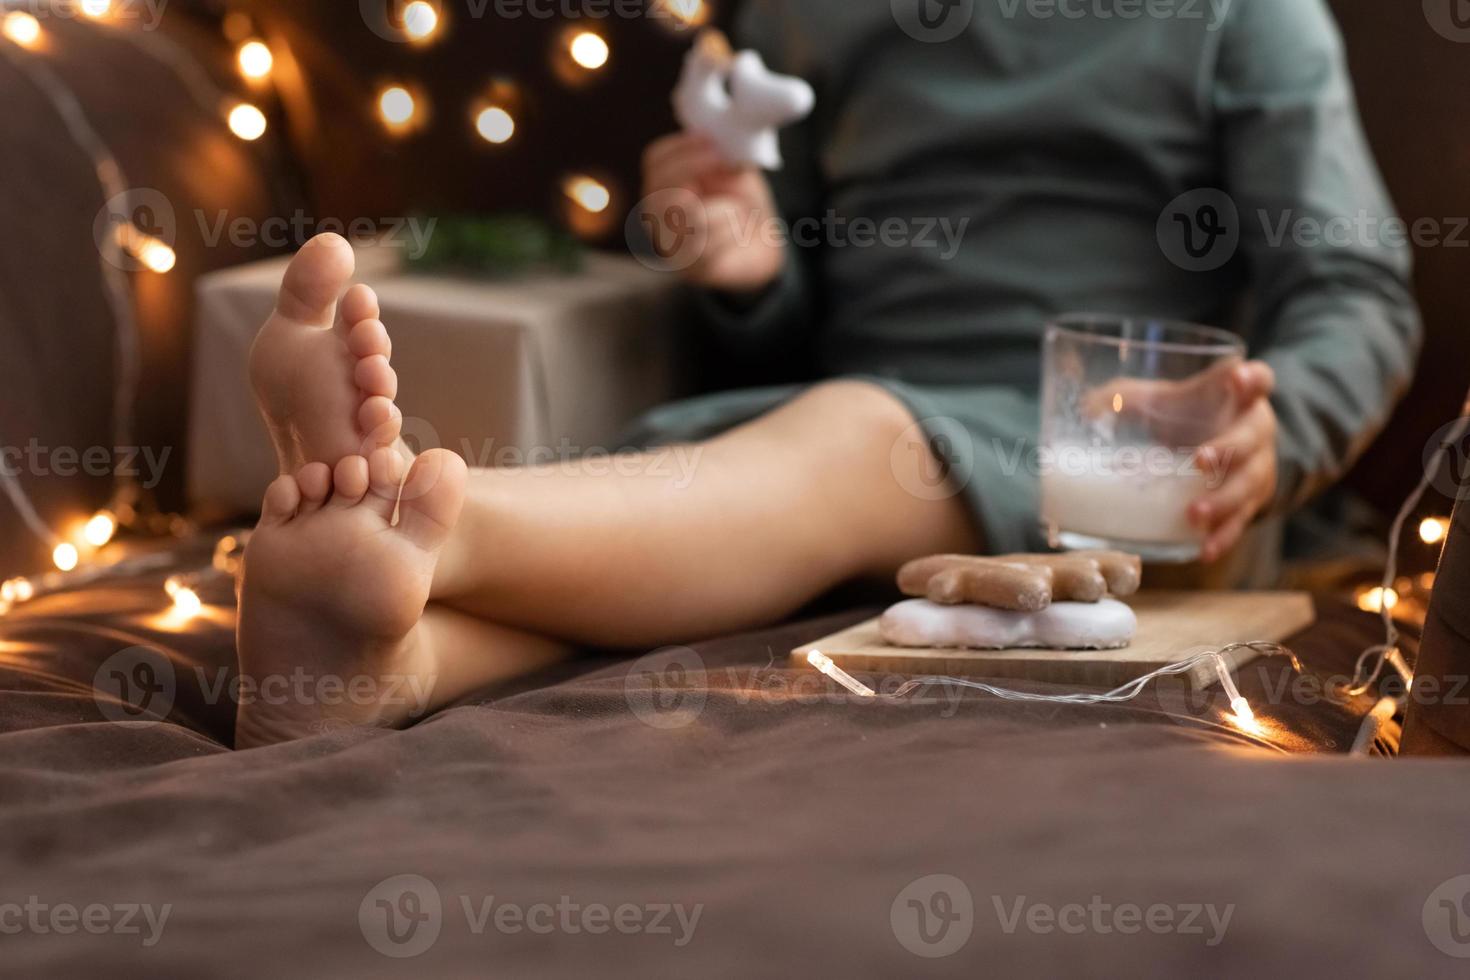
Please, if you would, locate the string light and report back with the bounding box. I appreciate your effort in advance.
[114,223,177,273]
[83,511,117,548]
[805,643,1299,738]
[568,31,609,70]
[2,11,42,49]
[401,1,440,42]
[658,0,708,28]
[1356,585,1398,614]
[563,175,611,213]
[164,576,202,619]
[236,40,273,80]
[377,84,422,134]
[474,105,515,144]
[52,543,79,572]
[227,102,267,141]
[80,0,112,18]
[806,651,877,698]
[1419,517,1449,545]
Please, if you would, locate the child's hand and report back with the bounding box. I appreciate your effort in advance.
[639,132,787,297]
[1189,362,1279,563]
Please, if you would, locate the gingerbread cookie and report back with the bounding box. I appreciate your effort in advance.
[896,551,1141,612]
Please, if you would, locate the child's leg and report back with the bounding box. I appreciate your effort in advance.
[428,380,982,647]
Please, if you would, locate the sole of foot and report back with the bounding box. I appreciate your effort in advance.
[249,232,409,476]
[234,447,468,748]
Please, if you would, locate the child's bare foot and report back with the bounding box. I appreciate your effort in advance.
[249,233,407,475]
[235,447,468,748]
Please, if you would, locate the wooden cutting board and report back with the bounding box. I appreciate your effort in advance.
[791,591,1314,690]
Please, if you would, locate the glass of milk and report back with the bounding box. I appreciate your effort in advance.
[1039,315,1246,563]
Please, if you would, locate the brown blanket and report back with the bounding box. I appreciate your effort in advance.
[1,549,1468,978]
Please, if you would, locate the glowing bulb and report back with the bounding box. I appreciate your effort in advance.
[140,239,177,273]
[806,650,876,698]
[13,579,33,602]
[378,85,417,129]
[83,511,117,547]
[475,106,515,144]
[53,543,79,572]
[228,103,267,141]
[0,581,13,604]
[172,586,202,619]
[1356,586,1399,614]
[80,0,112,17]
[2,12,42,48]
[114,223,176,273]
[1229,696,1254,724]
[401,1,438,41]
[661,0,707,26]
[1111,393,1124,413]
[564,175,611,214]
[569,32,609,70]
[1419,517,1449,545]
[164,575,183,598]
[237,40,273,80]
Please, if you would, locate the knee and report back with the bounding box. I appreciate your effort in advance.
[801,380,917,449]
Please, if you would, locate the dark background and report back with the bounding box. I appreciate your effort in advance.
[0,0,1463,576]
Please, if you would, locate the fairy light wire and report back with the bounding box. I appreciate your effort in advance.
[807,642,1301,714]
[0,20,143,529]
[1347,411,1470,697]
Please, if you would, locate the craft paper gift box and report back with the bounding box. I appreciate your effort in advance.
[187,244,683,517]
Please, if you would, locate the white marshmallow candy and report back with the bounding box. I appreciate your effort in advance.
[672,29,814,170]
[879,599,1138,651]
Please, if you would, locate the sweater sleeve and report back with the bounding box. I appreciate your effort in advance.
[691,1,825,362]
[1213,0,1422,513]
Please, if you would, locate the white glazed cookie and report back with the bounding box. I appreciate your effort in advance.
[879,598,1138,651]
[672,29,815,170]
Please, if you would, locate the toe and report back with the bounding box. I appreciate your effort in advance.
[297,461,333,512]
[366,446,408,520]
[276,234,355,327]
[260,474,301,525]
[330,455,370,506]
[395,449,469,547]
[358,396,403,448]
[346,318,392,359]
[337,284,381,336]
[354,355,398,399]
